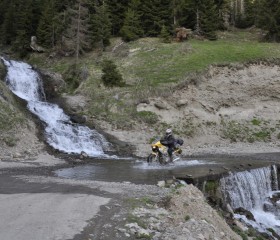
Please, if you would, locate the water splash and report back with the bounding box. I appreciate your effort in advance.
[135,159,208,170]
[2,58,110,157]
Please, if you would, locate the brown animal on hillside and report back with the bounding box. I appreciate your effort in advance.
[175,27,192,42]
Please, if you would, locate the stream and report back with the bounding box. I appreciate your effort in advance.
[2,57,280,238]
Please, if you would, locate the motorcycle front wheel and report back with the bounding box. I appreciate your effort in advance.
[147,154,159,164]
[147,153,165,165]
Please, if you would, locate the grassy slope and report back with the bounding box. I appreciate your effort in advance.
[28,29,280,134]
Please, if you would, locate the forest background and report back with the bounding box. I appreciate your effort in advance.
[1,0,280,58]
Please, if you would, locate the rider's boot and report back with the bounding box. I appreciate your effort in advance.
[168,155,173,163]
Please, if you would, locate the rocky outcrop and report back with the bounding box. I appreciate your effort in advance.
[38,69,66,100]
[122,185,242,240]
[0,60,6,80]
[30,36,45,53]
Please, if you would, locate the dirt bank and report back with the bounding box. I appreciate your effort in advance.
[93,62,280,158]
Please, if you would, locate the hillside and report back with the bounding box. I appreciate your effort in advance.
[0,30,280,240]
[26,30,280,158]
[0,61,44,159]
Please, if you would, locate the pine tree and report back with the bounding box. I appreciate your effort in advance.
[107,0,129,36]
[120,0,143,42]
[257,0,280,42]
[0,1,16,45]
[160,25,171,43]
[173,0,196,30]
[200,0,219,39]
[13,0,35,55]
[65,0,91,62]
[141,0,172,37]
[37,0,56,47]
[101,59,124,87]
[91,1,111,49]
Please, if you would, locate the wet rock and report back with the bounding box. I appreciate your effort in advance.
[13,152,23,159]
[80,151,88,159]
[38,69,65,99]
[70,114,87,124]
[270,192,280,203]
[157,181,165,187]
[234,207,255,221]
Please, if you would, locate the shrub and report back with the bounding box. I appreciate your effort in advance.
[251,118,261,126]
[136,111,158,124]
[63,64,81,91]
[101,60,124,87]
[160,25,171,43]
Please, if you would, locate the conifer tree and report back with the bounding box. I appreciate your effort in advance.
[141,0,172,37]
[107,0,129,36]
[91,1,111,49]
[173,0,196,30]
[65,0,91,62]
[0,1,16,45]
[120,0,143,42]
[101,59,124,87]
[200,0,219,39]
[257,0,280,42]
[160,25,171,43]
[37,0,57,47]
[13,0,35,55]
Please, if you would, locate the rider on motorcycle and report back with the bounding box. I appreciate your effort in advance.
[160,129,177,162]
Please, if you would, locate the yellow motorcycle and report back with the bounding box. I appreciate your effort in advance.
[147,140,183,165]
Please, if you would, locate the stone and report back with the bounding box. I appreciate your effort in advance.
[154,101,168,110]
[157,181,166,187]
[80,151,88,159]
[176,99,188,107]
[70,114,87,124]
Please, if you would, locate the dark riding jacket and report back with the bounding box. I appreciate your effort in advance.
[160,134,176,148]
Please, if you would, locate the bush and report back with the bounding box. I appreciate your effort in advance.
[101,59,124,87]
[160,25,171,43]
[63,64,81,91]
[136,111,158,125]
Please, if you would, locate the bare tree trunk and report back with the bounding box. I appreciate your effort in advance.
[240,0,244,15]
[194,8,201,35]
[173,0,177,26]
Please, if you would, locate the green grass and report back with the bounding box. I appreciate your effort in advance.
[28,30,280,89]
[26,30,280,130]
[123,38,280,86]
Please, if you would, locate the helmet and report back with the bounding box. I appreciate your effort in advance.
[165,129,172,136]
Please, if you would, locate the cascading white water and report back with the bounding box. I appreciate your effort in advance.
[2,58,110,157]
[220,165,280,236]
[220,166,274,210]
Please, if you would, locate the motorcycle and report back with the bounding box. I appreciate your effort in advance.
[147,139,183,165]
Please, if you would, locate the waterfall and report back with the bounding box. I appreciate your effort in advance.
[220,166,274,210]
[1,58,110,157]
[220,165,280,236]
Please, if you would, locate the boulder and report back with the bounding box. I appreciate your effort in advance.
[30,36,45,52]
[62,95,87,113]
[234,207,255,221]
[38,69,66,100]
[70,114,87,124]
